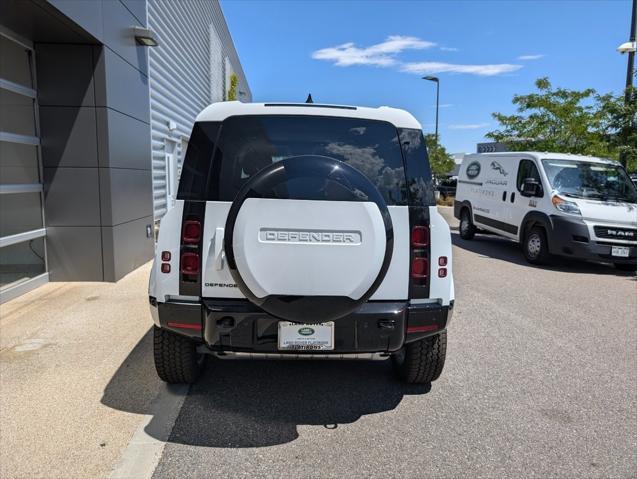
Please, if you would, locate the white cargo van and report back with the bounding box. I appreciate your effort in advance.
[454,152,637,269]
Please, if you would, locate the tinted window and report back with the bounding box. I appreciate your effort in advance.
[177,122,220,201]
[179,116,407,205]
[516,159,542,194]
[398,128,435,206]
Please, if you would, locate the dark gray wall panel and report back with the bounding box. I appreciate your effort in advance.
[47,0,104,41]
[96,107,151,170]
[99,168,153,227]
[46,226,103,281]
[0,0,94,44]
[102,0,148,75]
[40,106,98,168]
[102,215,153,281]
[36,44,95,107]
[43,167,101,226]
[120,0,147,26]
[93,46,150,123]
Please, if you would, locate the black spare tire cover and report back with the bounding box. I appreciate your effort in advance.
[224,155,393,323]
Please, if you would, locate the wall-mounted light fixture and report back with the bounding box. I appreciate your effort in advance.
[132,26,159,47]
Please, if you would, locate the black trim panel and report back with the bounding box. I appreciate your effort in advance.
[474,214,518,235]
[157,301,204,340]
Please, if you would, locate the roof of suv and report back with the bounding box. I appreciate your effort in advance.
[195,101,422,129]
[466,152,618,165]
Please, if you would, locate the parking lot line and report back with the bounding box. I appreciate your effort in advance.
[109,384,189,479]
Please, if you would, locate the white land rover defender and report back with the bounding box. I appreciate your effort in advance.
[149,102,454,384]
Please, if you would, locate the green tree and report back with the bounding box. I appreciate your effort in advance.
[597,87,637,172]
[486,77,611,158]
[227,73,238,101]
[425,134,456,176]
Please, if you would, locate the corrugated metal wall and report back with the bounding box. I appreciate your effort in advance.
[148,0,251,220]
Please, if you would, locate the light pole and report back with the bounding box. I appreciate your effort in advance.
[423,76,439,141]
[617,0,636,167]
[618,0,637,101]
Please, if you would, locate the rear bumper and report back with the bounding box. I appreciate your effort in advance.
[149,298,452,354]
[548,215,637,264]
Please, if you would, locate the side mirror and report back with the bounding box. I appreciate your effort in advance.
[521,178,542,197]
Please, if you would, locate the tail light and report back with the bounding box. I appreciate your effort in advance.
[181,252,200,275]
[178,204,205,294]
[411,226,429,246]
[410,225,430,290]
[411,257,428,285]
[182,220,202,243]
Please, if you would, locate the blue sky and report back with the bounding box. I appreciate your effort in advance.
[222,0,631,153]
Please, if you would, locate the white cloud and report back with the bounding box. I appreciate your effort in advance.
[401,61,522,76]
[440,47,459,52]
[448,123,490,130]
[311,35,436,67]
[517,54,544,60]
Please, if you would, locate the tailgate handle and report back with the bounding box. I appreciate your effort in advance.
[213,227,225,270]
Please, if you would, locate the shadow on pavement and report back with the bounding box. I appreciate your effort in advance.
[452,231,636,278]
[102,330,429,448]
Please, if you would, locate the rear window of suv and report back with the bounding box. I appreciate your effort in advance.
[178,115,433,206]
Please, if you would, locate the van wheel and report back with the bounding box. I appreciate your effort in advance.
[393,331,447,384]
[614,263,637,272]
[523,226,550,265]
[459,209,476,240]
[153,326,204,384]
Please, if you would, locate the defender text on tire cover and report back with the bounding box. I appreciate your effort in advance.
[224,155,394,323]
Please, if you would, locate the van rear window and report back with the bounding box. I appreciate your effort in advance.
[178,115,410,205]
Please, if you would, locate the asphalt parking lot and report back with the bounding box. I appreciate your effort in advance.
[151,207,636,478]
[1,207,635,478]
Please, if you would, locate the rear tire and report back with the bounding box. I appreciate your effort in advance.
[614,263,637,272]
[153,326,204,384]
[523,226,551,265]
[393,331,447,384]
[459,209,476,240]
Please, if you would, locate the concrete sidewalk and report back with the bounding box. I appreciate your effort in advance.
[0,263,160,478]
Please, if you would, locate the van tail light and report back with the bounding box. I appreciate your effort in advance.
[182,220,202,244]
[181,252,200,275]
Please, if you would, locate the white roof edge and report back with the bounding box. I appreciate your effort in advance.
[195,101,422,129]
[465,151,617,163]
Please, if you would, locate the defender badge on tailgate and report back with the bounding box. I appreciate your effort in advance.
[260,229,362,245]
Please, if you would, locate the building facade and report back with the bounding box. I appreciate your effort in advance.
[0,0,250,303]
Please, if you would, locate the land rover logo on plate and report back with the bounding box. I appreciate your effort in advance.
[298,327,315,336]
[466,161,481,179]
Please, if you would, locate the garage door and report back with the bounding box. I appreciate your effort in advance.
[0,29,47,303]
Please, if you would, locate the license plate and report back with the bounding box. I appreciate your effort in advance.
[278,321,334,351]
[611,246,630,257]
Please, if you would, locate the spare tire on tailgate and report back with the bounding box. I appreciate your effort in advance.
[224,155,393,323]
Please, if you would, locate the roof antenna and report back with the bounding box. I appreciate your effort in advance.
[305,93,314,104]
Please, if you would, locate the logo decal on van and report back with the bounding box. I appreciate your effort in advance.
[490,161,508,176]
[260,229,362,245]
[466,161,481,179]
